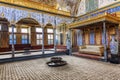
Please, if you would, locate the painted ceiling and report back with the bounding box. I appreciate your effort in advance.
[30,0,81,16]
[30,0,57,7]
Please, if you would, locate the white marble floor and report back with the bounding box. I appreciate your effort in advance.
[0,49,55,59]
[0,56,120,80]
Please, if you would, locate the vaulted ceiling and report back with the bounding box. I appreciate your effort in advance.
[57,0,81,15]
[30,0,57,7]
[30,0,81,16]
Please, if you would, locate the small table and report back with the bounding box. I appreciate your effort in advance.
[47,57,67,67]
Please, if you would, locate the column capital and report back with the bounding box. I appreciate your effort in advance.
[41,26,45,29]
[68,29,72,31]
[10,23,16,27]
[118,24,120,29]
[53,26,56,29]
[41,24,45,28]
[10,19,16,25]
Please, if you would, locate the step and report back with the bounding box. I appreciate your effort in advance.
[73,52,103,60]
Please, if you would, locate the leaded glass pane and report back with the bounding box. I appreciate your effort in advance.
[9,27,17,32]
[36,28,42,32]
[21,28,28,33]
[48,35,51,39]
[47,29,53,33]
[37,40,40,45]
[51,35,53,39]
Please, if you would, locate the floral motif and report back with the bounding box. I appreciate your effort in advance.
[0,6,72,26]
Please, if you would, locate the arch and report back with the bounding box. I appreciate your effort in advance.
[44,23,54,46]
[0,17,10,24]
[57,23,68,32]
[16,18,41,26]
[0,17,10,49]
[45,23,54,28]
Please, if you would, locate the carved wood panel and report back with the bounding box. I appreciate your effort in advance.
[95,28,101,45]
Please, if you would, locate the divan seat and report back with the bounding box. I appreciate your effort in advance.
[79,45,104,56]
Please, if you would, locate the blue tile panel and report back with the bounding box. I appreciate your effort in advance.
[78,6,120,21]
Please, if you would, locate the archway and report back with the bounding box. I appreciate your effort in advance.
[17,18,40,26]
[9,18,43,57]
[44,23,54,54]
[57,23,68,45]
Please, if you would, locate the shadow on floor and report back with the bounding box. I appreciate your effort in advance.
[0,52,66,63]
[72,52,103,61]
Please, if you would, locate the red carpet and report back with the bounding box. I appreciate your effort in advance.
[73,52,103,60]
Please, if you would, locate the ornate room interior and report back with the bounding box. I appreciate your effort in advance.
[0,0,120,80]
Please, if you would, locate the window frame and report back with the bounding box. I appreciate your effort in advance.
[9,27,17,45]
[47,28,54,45]
[21,27,29,44]
[36,27,42,45]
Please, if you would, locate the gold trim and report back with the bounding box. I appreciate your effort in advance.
[1,12,4,17]
[0,2,71,21]
[69,13,119,29]
[0,0,70,16]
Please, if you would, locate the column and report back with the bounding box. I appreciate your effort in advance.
[82,29,85,45]
[11,24,15,58]
[118,24,120,56]
[103,22,108,61]
[0,23,9,48]
[115,25,120,55]
[31,27,36,46]
[53,27,56,53]
[42,27,44,55]
[68,29,72,55]
[16,25,21,44]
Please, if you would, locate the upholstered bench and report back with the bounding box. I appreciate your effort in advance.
[56,45,67,52]
[79,45,104,56]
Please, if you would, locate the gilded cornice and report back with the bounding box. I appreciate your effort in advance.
[0,0,70,16]
[69,13,120,29]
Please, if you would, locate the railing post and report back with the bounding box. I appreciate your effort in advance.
[53,27,56,53]
[42,27,44,55]
[11,24,15,58]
